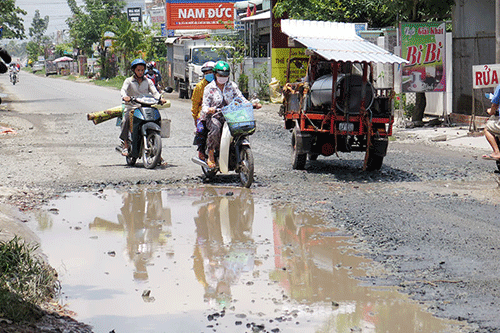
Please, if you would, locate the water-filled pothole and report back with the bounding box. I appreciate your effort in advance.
[29,186,467,333]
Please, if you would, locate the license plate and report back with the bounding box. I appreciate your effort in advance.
[339,122,354,132]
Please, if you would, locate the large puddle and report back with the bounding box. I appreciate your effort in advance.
[29,186,466,333]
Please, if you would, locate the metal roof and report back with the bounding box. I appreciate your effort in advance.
[281,19,408,64]
[241,10,270,21]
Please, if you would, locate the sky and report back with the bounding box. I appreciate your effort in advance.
[14,0,143,37]
[14,0,84,36]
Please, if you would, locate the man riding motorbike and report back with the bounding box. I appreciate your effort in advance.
[200,61,260,169]
[191,61,215,161]
[120,59,166,156]
[9,63,19,82]
[146,61,162,93]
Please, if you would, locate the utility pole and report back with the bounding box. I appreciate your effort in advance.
[497,0,500,63]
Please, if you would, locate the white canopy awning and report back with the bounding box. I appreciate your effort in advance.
[281,19,408,64]
[241,10,270,22]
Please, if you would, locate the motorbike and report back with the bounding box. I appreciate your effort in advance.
[10,71,17,85]
[192,99,256,188]
[122,94,169,169]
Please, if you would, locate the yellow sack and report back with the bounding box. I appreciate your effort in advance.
[87,105,124,125]
[269,78,284,104]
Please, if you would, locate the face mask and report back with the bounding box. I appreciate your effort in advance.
[205,73,214,82]
[217,76,229,84]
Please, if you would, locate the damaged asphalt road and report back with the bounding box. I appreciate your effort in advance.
[1,73,500,332]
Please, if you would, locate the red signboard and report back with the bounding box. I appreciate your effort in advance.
[166,1,235,30]
[472,64,500,89]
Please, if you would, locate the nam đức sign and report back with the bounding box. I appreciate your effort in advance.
[165,0,236,30]
[472,64,500,89]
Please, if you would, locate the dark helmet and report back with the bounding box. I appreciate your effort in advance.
[213,61,230,76]
[130,59,146,71]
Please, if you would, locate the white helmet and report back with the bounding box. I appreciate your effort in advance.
[201,61,216,73]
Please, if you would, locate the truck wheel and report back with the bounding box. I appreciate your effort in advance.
[308,153,319,161]
[291,128,306,170]
[366,150,384,171]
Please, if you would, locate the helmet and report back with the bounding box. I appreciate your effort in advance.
[201,61,215,73]
[149,61,156,68]
[130,59,146,71]
[213,61,230,76]
[147,63,154,70]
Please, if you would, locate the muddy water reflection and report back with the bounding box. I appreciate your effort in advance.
[32,187,465,333]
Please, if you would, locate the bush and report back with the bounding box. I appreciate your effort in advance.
[0,236,59,323]
[250,64,270,100]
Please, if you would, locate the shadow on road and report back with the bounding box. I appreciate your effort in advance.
[304,158,421,183]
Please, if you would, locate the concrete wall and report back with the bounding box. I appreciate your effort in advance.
[241,57,271,95]
[453,0,496,116]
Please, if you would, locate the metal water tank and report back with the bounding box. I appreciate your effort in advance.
[310,74,375,114]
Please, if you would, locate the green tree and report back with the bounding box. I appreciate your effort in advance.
[273,0,453,27]
[66,0,126,55]
[26,10,50,63]
[0,0,27,39]
[104,17,146,77]
[29,10,49,44]
[273,0,393,27]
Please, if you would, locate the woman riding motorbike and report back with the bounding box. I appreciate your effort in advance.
[120,59,166,156]
[192,61,215,161]
[200,61,260,169]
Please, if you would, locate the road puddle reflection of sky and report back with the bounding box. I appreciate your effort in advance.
[29,186,467,333]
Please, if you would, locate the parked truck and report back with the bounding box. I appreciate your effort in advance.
[280,19,407,171]
[171,36,232,99]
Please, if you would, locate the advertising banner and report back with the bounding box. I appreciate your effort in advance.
[271,48,307,85]
[127,7,142,22]
[151,6,166,24]
[270,0,305,85]
[165,0,235,30]
[400,22,446,93]
[472,64,500,89]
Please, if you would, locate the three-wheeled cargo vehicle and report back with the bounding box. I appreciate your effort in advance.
[280,19,408,171]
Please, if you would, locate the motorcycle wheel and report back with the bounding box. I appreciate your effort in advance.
[238,146,254,188]
[126,145,136,166]
[143,132,162,169]
[202,164,217,179]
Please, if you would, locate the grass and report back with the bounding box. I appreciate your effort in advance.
[0,236,60,323]
[92,75,127,89]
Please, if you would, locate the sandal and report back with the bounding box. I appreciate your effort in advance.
[482,154,500,160]
[207,159,217,169]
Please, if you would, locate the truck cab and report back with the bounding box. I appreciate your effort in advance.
[172,37,232,99]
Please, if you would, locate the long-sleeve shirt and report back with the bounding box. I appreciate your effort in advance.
[200,80,248,121]
[120,75,161,101]
[191,78,209,121]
